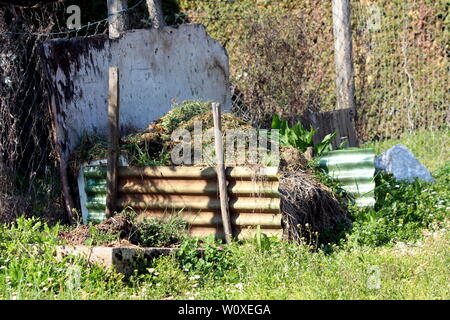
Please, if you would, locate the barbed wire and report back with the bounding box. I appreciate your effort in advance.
[2,0,146,36]
[0,0,65,9]
[2,0,355,37]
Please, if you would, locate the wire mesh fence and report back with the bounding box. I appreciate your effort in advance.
[351,0,448,140]
[0,0,448,221]
[0,1,107,222]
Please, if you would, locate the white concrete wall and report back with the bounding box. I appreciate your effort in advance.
[42,24,231,161]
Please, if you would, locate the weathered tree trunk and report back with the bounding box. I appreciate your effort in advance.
[146,0,166,28]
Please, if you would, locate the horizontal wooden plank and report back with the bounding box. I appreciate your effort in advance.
[136,211,282,227]
[85,178,279,197]
[116,195,280,212]
[118,166,279,180]
[189,226,283,240]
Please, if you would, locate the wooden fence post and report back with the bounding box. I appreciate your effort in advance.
[212,102,233,244]
[146,0,166,28]
[332,0,356,111]
[106,67,120,218]
[107,0,129,39]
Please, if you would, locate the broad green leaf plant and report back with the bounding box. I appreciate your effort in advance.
[271,114,336,157]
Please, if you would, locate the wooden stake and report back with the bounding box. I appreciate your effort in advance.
[212,102,232,243]
[60,159,76,223]
[106,66,120,218]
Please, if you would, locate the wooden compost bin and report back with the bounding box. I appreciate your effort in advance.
[81,166,282,240]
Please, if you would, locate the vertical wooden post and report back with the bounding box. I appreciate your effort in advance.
[332,0,356,111]
[107,0,129,39]
[146,0,166,28]
[106,67,120,218]
[212,102,232,244]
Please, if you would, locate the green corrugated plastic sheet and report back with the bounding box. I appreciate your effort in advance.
[83,167,108,223]
[318,148,376,207]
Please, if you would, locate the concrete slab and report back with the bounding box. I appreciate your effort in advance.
[41,24,231,163]
[56,245,178,275]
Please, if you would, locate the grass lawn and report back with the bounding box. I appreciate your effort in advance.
[0,219,448,300]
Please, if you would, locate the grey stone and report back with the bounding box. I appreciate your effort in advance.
[374,144,434,183]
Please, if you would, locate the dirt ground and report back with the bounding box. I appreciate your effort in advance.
[58,215,136,247]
